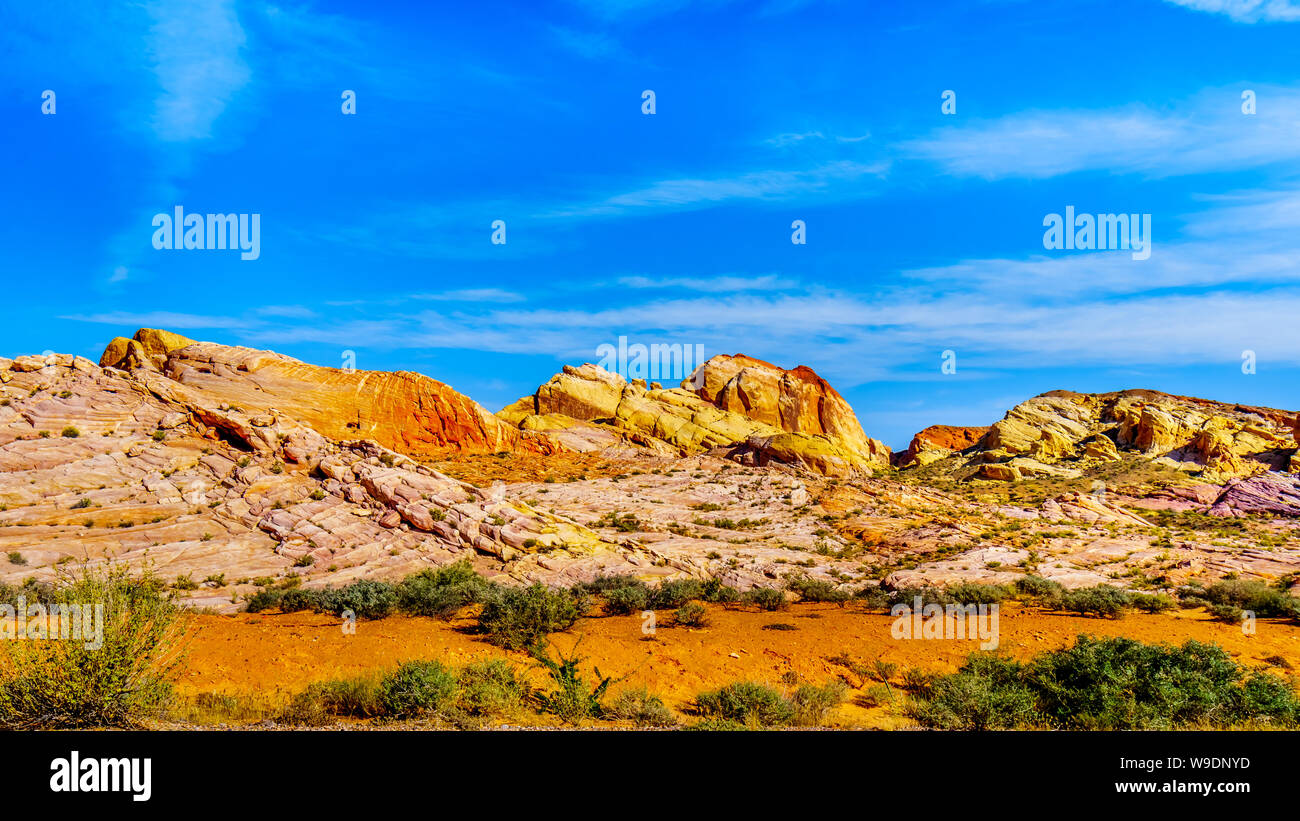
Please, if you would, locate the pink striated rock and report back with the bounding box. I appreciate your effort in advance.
[1210,473,1300,517]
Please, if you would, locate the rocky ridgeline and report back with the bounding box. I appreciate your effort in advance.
[2,330,1299,607]
[498,354,890,478]
[902,389,1300,489]
[0,332,678,610]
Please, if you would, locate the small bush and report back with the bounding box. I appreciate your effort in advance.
[0,566,187,729]
[478,584,585,650]
[743,587,788,611]
[694,681,795,727]
[790,680,848,726]
[317,579,398,620]
[532,644,615,725]
[1014,575,1065,602]
[277,587,321,613]
[907,654,1035,730]
[784,574,850,604]
[6,552,26,566]
[608,687,676,727]
[456,659,528,718]
[1060,584,1130,618]
[909,636,1300,730]
[946,582,1010,604]
[380,660,458,719]
[649,579,704,609]
[603,584,650,615]
[1130,592,1176,613]
[396,561,496,618]
[699,577,742,603]
[675,601,707,627]
[61,426,79,439]
[1194,579,1299,618]
[244,588,284,613]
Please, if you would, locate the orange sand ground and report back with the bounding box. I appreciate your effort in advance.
[175,603,1300,728]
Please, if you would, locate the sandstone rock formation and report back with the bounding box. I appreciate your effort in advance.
[896,424,989,467]
[0,342,661,611]
[924,389,1297,482]
[107,329,553,458]
[4,332,1300,610]
[499,356,889,478]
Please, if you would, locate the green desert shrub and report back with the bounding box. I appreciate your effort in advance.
[277,587,322,613]
[531,644,615,724]
[1191,579,1299,618]
[742,587,788,611]
[477,584,585,649]
[909,636,1300,730]
[456,659,528,717]
[243,588,284,613]
[693,681,796,727]
[396,561,496,618]
[699,577,742,603]
[887,586,953,608]
[603,583,650,615]
[1130,592,1177,613]
[674,601,707,627]
[608,686,676,727]
[1059,584,1130,618]
[1014,575,1065,601]
[907,654,1036,730]
[0,565,187,729]
[648,579,703,609]
[317,579,398,620]
[280,675,385,725]
[784,574,851,604]
[379,660,459,719]
[945,582,1010,605]
[790,680,849,726]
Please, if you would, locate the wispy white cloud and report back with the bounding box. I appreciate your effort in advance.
[60,310,251,330]
[145,0,250,141]
[548,160,889,217]
[901,86,1300,179]
[617,274,798,292]
[1164,0,1300,22]
[412,288,527,304]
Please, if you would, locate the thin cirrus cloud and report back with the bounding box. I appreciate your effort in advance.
[1163,0,1300,22]
[900,86,1300,180]
[545,160,890,217]
[616,274,799,292]
[145,0,251,142]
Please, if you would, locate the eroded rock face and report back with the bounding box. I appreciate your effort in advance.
[896,424,989,467]
[937,389,1296,482]
[686,354,889,463]
[156,340,553,458]
[0,348,640,611]
[5,332,1300,610]
[500,357,889,478]
[1209,473,1300,517]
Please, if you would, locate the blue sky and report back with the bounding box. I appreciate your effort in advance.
[4,0,1300,449]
